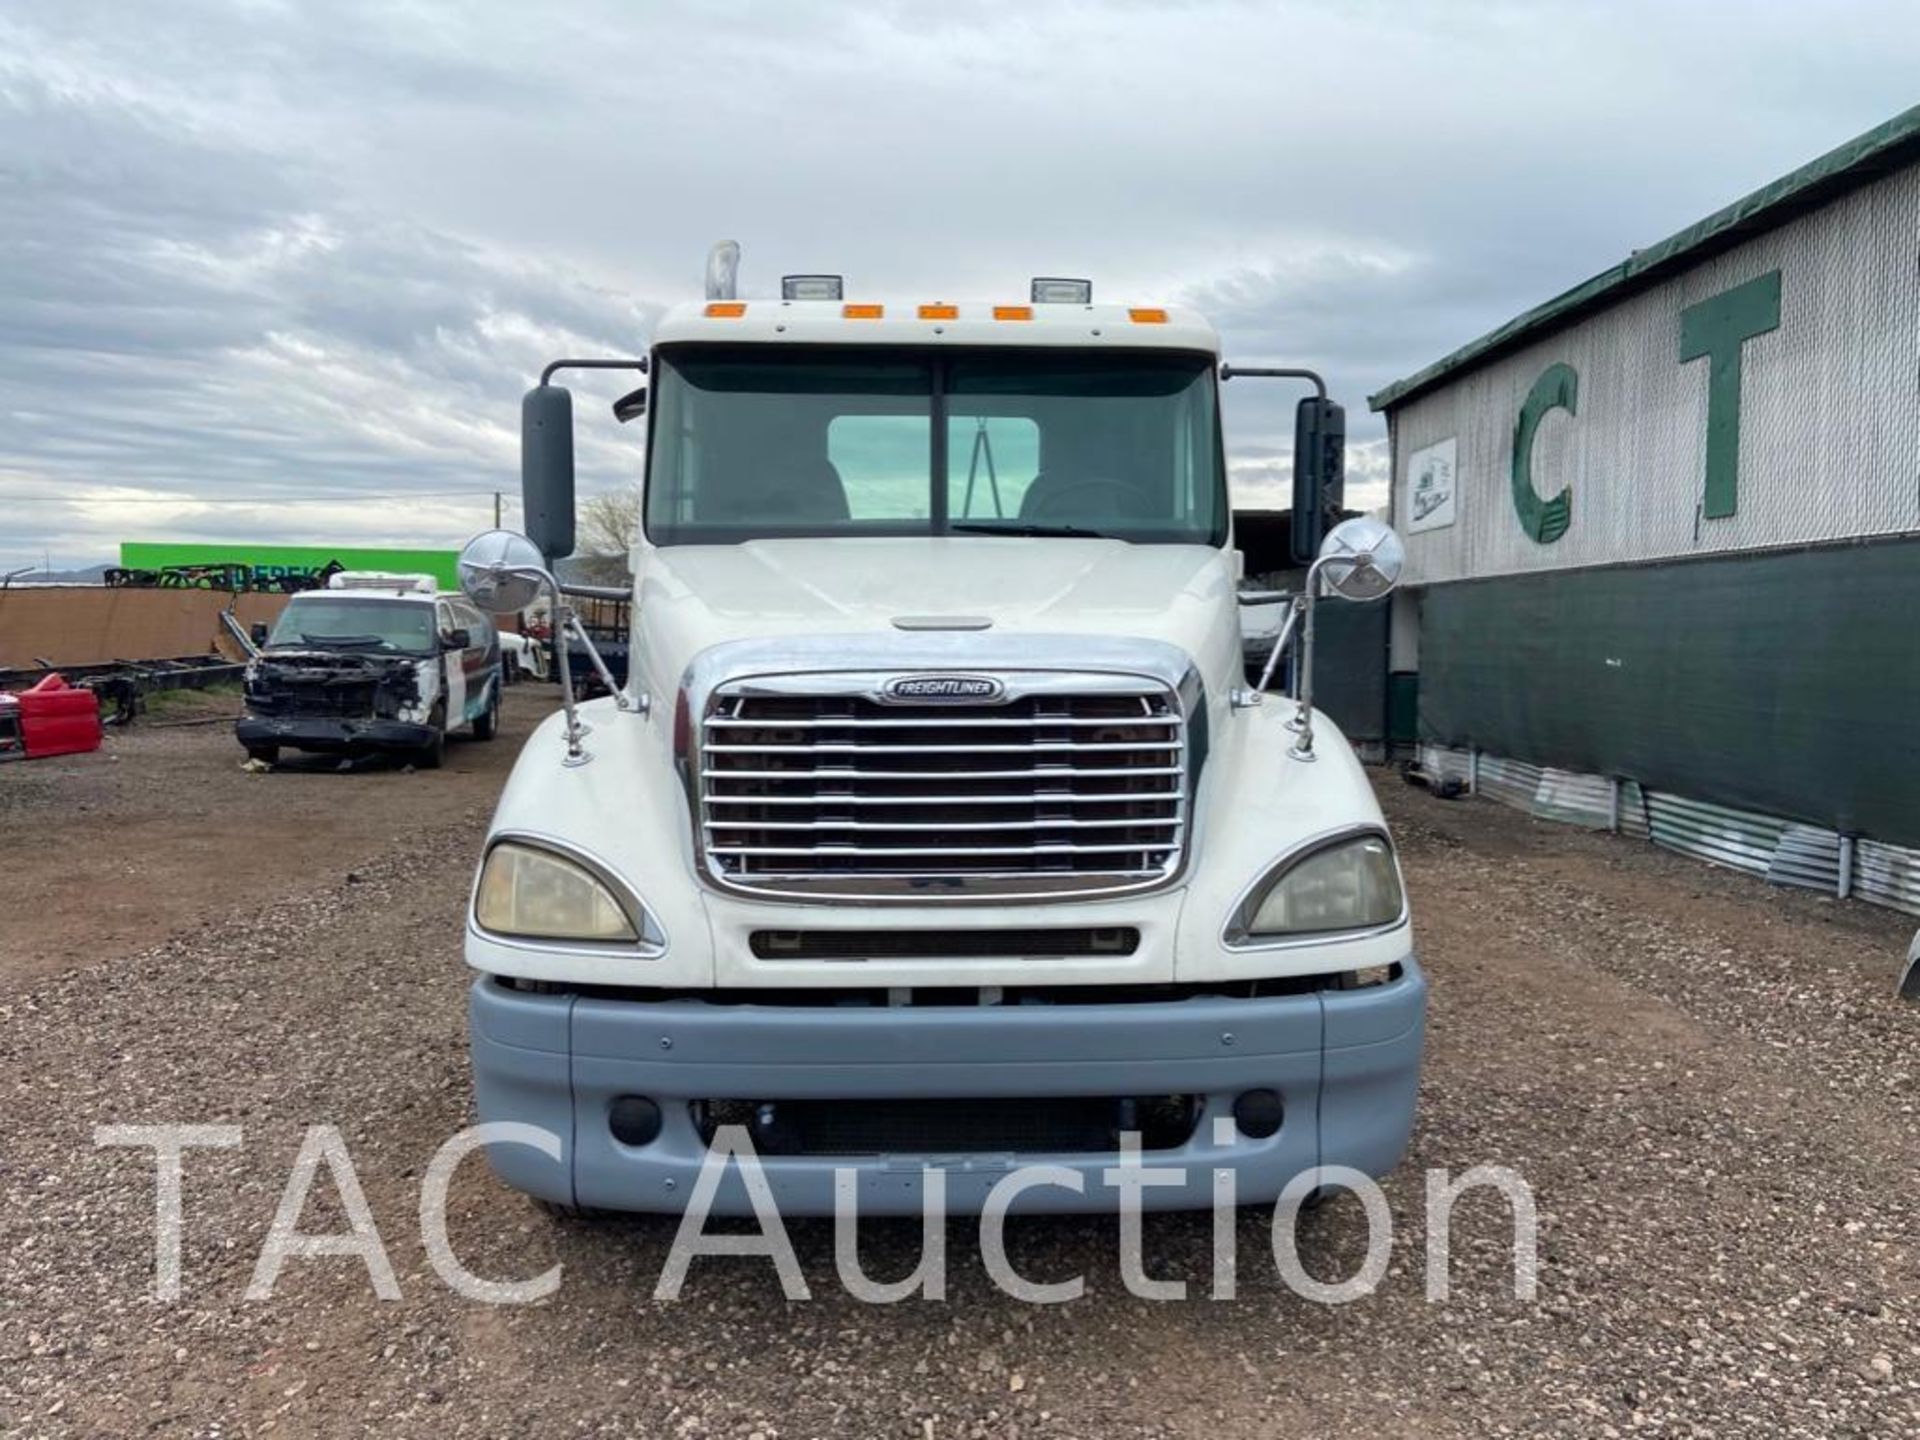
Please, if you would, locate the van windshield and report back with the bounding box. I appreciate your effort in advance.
[644,346,1227,546]
[266,597,436,655]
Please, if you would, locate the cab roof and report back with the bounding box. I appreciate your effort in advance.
[651,299,1221,355]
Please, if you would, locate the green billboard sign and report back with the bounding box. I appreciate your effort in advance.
[119,542,461,590]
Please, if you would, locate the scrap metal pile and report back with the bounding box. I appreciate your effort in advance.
[102,560,345,593]
[0,656,245,733]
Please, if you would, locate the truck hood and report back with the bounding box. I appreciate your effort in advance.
[631,536,1244,700]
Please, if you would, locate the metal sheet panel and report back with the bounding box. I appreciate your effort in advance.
[1767,824,1845,894]
[1856,839,1920,917]
[1475,753,1542,812]
[1389,164,1920,586]
[1421,744,1918,918]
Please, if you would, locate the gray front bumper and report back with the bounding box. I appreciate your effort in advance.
[468,959,1426,1216]
[237,714,436,754]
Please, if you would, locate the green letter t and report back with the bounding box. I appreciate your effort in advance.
[1678,270,1781,520]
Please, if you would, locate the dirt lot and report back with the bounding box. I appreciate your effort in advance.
[3,705,1918,1438]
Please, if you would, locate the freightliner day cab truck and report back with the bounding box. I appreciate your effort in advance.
[455,251,1423,1217]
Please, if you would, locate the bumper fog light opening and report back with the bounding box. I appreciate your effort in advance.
[608,1095,663,1148]
[1231,1088,1285,1140]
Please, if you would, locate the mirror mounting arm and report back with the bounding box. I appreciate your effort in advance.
[564,611,640,715]
[1218,364,1326,399]
[1291,555,1339,761]
[537,357,648,387]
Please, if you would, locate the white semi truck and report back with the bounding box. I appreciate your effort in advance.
[454,256,1423,1217]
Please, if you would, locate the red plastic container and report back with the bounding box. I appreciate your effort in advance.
[18,674,103,759]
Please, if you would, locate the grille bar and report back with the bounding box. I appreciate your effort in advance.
[703,765,1183,781]
[706,790,1189,807]
[708,841,1178,858]
[705,741,1182,755]
[706,817,1182,832]
[707,715,1180,730]
[699,672,1190,898]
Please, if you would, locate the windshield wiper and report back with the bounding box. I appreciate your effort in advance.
[948,522,1111,539]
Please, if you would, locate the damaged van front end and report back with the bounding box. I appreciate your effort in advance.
[238,650,439,759]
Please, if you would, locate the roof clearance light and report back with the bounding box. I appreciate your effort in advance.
[1129,307,1170,324]
[1031,277,1093,304]
[843,303,884,319]
[993,305,1034,322]
[918,303,959,321]
[782,274,845,301]
[704,301,747,318]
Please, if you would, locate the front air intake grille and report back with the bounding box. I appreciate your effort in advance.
[698,674,1189,899]
[748,927,1141,960]
[693,1095,1201,1155]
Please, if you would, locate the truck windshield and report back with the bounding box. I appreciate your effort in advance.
[644,346,1227,545]
[266,598,436,654]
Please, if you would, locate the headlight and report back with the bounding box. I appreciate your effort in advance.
[1232,833,1404,941]
[475,841,638,942]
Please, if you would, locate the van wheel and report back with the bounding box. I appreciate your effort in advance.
[474,684,500,741]
[417,705,447,769]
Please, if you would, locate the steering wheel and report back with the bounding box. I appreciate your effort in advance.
[1022,476,1158,523]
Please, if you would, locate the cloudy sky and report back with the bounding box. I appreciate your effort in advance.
[4,0,1917,572]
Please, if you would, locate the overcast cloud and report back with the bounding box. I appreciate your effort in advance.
[3,0,1917,569]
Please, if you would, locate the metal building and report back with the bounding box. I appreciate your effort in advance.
[1370,107,1920,913]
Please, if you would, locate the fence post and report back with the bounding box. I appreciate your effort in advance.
[1608,776,1622,834]
[1837,835,1854,901]
[1467,746,1479,797]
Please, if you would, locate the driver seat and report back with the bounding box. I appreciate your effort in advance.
[1018,471,1157,524]
[1017,470,1064,521]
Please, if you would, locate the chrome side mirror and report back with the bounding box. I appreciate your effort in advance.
[456,529,641,766]
[458,529,548,614]
[1317,514,1405,602]
[1289,517,1406,760]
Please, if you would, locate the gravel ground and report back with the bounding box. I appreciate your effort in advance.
[3,720,1918,1438]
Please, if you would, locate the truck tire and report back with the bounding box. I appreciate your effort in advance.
[473,683,500,741]
[245,744,278,765]
[417,704,447,770]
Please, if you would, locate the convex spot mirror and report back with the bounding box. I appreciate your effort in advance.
[612,386,648,424]
[1318,515,1405,602]
[458,529,550,615]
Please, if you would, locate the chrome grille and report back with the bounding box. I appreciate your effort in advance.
[698,673,1188,898]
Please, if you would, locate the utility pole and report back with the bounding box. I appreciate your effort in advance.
[494,491,502,528]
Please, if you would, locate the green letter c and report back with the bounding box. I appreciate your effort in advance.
[1512,362,1577,544]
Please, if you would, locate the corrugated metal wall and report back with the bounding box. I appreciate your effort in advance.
[1389,164,1920,586]
[1418,742,1920,918]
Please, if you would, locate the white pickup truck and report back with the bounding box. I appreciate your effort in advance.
[455,259,1423,1217]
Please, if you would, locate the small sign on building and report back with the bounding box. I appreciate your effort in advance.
[1406,436,1458,533]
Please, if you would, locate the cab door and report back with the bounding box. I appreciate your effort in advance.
[458,602,498,724]
[436,600,467,727]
